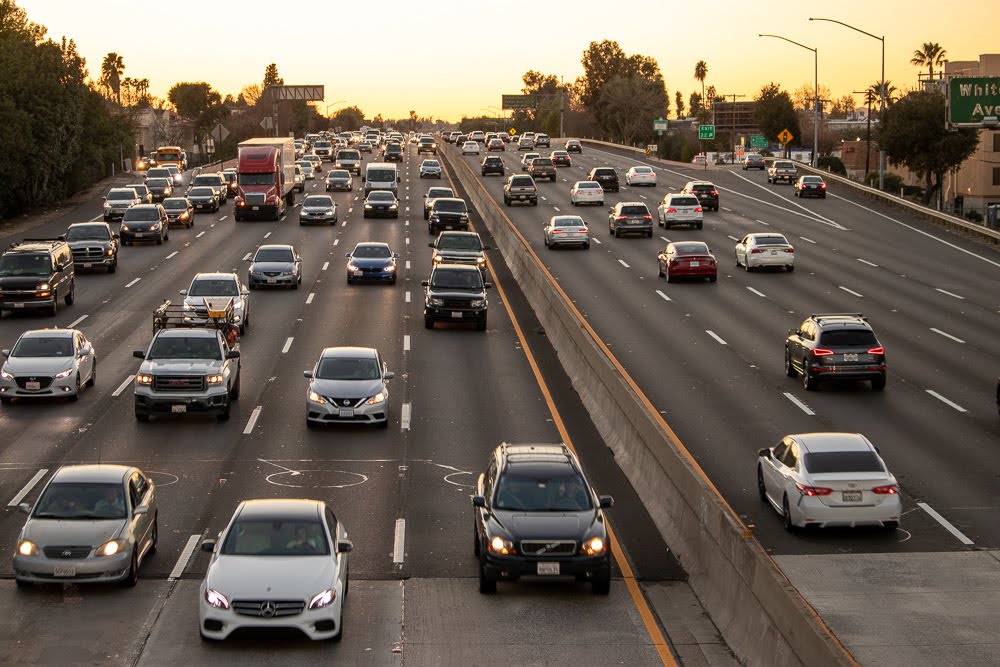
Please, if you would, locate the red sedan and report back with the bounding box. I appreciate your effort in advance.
[657,241,717,283]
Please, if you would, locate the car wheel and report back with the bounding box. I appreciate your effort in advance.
[709,274,717,282]
[217,400,231,422]
[583,243,590,250]
[86,363,96,387]
[156,236,163,245]
[230,373,240,400]
[65,282,75,305]
[746,258,753,272]
[108,262,116,274]
[0,396,11,405]
[148,515,158,554]
[782,495,797,532]
[15,578,30,588]
[787,265,795,272]
[696,223,703,230]
[477,317,487,332]
[757,466,768,502]
[123,550,139,587]
[802,361,817,391]
[883,521,899,531]
[785,350,797,377]
[478,556,497,594]
[306,418,318,429]
[871,375,887,391]
[424,315,434,330]
[135,411,149,422]
[665,269,673,283]
[69,375,81,402]
[473,529,480,557]
[591,569,611,595]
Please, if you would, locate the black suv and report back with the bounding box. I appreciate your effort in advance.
[428,198,470,234]
[418,137,437,154]
[66,222,119,273]
[422,264,490,330]
[681,181,719,212]
[0,238,75,316]
[423,186,455,220]
[588,167,619,193]
[785,314,886,391]
[481,156,505,177]
[383,143,403,162]
[429,231,490,272]
[472,443,614,595]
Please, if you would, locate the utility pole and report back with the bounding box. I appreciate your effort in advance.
[854,90,872,178]
[716,93,745,164]
[560,76,565,139]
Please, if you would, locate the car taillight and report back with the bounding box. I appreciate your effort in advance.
[795,483,833,496]
[750,248,765,254]
[784,248,795,253]
[666,207,677,213]
[812,348,835,356]
[551,229,562,234]
[820,184,827,189]
[871,484,898,495]
[617,216,627,221]
[710,190,718,196]
[867,347,884,355]
[643,215,652,220]
[694,207,703,213]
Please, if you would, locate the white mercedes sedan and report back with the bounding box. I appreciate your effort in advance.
[199,499,352,641]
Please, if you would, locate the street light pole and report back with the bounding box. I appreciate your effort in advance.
[809,18,885,189]
[325,100,346,125]
[759,34,819,166]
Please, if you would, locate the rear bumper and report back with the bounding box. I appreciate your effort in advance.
[793,494,901,528]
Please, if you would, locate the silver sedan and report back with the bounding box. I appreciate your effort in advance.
[247,244,302,289]
[543,215,590,249]
[734,233,795,272]
[1,328,96,403]
[304,347,394,427]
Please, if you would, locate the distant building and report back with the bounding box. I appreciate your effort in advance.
[132,107,195,161]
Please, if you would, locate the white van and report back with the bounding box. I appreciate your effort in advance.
[363,162,400,196]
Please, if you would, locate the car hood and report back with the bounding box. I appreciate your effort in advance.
[23,518,124,547]
[207,555,337,597]
[141,359,222,373]
[493,510,597,540]
[184,295,243,312]
[250,261,294,273]
[68,239,110,248]
[3,357,75,375]
[350,257,394,269]
[310,378,384,399]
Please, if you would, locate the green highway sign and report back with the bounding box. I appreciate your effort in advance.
[750,135,768,148]
[501,94,537,111]
[653,118,668,131]
[949,77,1000,126]
[698,125,715,140]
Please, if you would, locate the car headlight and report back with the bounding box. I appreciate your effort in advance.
[364,204,372,209]
[179,212,189,220]
[308,390,327,404]
[207,374,224,386]
[121,225,130,231]
[471,299,485,308]
[476,256,485,264]
[432,255,443,263]
[347,264,359,272]
[17,540,39,557]
[103,202,112,209]
[204,588,230,609]
[366,392,386,405]
[488,536,515,555]
[308,588,336,609]
[96,539,125,557]
[37,283,50,291]
[385,264,396,272]
[389,204,398,209]
[581,536,606,556]
[136,374,152,385]
[53,368,74,379]
[429,297,444,307]
[106,248,114,256]
[0,368,13,380]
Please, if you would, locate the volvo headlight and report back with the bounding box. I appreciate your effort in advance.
[429,297,444,307]
[471,299,485,308]
[581,536,606,556]
[488,536,515,555]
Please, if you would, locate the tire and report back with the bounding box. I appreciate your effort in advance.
[883,521,899,531]
[476,317,487,331]
[473,529,480,557]
[69,375,81,402]
[735,252,741,268]
[123,550,139,587]
[583,243,590,250]
[0,396,11,405]
[230,373,240,400]
[156,237,163,246]
[782,496,797,532]
[292,280,299,290]
[15,578,30,588]
[657,264,664,277]
[709,275,717,282]
[785,350,797,377]
[478,556,497,594]
[531,200,537,206]
[757,466,768,502]
[591,570,611,595]
[108,262,117,274]
[148,515,158,554]
[666,270,673,283]
[306,418,318,429]
[696,223,703,230]
[135,411,149,422]
[424,315,434,329]
[787,265,795,272]
[871,375,887,391]
[802,361,817,391]
[65,283,75,305]
[217,400,231,422]
[86,363,96,387]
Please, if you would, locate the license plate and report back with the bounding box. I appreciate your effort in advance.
[53,566,77,577]
[768,251,777,256]
[171,404,187,413]
[26,381,40,390]
[689,261,700,267]
[842,490,863,502]
[537,562,560,576]
[83,263,93,268]
[252,206,260,211]
[450,311,463,318]
[266,278,277,284]
[135,232,144,237]
[13,303,24,309]
[844,353,859,362]
[352,271,362,277]
[338,409,354,418]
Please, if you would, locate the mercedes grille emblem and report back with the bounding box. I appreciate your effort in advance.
[259,601,276,618]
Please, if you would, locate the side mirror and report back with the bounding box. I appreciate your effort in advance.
[79,344,93,357]
[599,495,615,509]
[200,539,217,553]
[178,289,187,296]
[383,371,395,380]
[17,502,31,515]
[296,256,302,262]
[226,350,240,359]
[132,350,145,359]
[393,253,400,259]
[345,252,351,257]
[1,349,9,358]
[244,257,252,262]
[472,495,486,508]
[758,448,771,459]
[483,282,493,289]
[428,242,436,248]
[241,290,249,297]
[133,505,149,515]
[303,370,313,378]
[420,280,429,287]
[337,540,353,553]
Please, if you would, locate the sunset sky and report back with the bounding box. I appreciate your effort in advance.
[18,0,1000,121]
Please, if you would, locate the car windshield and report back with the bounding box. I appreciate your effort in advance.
[147,179,170,187]
[422,161,440,168]
[12,336,73,357]
[147,170,171,179]
[328,171,349,179]
[304,196,333,208]
[818,329,879,346]
[147,336,221,360]
[193,176,220,186]
[553,217,586,228]
[431,269,482,290]
[438,235,481,250]
[124,208,159,221]
[188,278,239,297]
[368,169,395,182]
[33,483,127,520]
[189,187,214,197]
[0,254,51,277]
[427,189,453,199]
[673,243,709,255]
[239,173,274,185]
[435,200,467,213]
[754,235,789,246]
[494,468,592,511]
[803,451,885,474]
[107,190,135,201]
[353,246,392,259]
[369,192,395,203]
[316,356,381,380]
[66,225,110,241]
[314,141,332,148]
[162,199,187,210]
[254,248,294,263]
[338,151,360,160]
[221,519,330,556]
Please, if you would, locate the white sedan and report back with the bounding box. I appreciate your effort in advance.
[543,215,590,249]
[734,233,795,272]
[757,432,902,531]
[199,499,352,641]
[570,181,605,206]
[625,166,657,186]
[461,141,481,155]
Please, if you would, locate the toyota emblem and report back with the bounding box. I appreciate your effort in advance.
[259,601,276,618]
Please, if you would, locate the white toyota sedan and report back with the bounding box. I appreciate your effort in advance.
[757,433,901,531]
[734,233,795,272]
[570,181,604,206]
[199,499,352,641]
[625,166,657,186]
[461,141,481,155]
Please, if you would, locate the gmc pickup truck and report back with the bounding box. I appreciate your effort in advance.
[767,160,797,185]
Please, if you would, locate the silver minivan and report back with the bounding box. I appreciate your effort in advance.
[363,162,400,197]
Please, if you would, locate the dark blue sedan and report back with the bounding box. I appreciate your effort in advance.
[346,242,399,285]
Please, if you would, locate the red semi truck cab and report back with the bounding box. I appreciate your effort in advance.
[234,138,296,221]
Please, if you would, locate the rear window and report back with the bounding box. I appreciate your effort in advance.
[802,451,885,474]
[670,196,700,207]
[691,184,714,192]
[510,177,534,186]
[532,159,553,167]
[338,151,360,160]
[754,236,789,246]
[673,242,709,254]
[774,161,794,169]
[818,329,878,346]
[592,169,616,177]
[620,205,649,215]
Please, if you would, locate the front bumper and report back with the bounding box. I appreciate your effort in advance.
[235,203,280,219]
[249,273,297,287]
[120,228,164,243]
[14,550,131,584]
[134,388,230,416]
[104,208,129,221]
[420,170,442,178]
[300,213,337,224]
[0,373,78,398]
[307,396,388,425]
[199,588,343,641]
[424,306,486,323]
[166,214,192,227]
[364,207,398,218]
[482,552,610,582]
[791,494,901,528]
[0,295,57,313]
[347,268,396,282]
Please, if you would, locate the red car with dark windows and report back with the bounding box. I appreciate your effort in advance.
[657,241,717,283]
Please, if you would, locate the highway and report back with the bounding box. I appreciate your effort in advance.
[0,146,695,665]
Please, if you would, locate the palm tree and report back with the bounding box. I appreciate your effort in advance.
[868,80,898,108]
[100,52,125,106]
[910,42,947,81]
[694,60,708,102]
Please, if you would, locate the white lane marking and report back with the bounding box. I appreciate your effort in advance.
[306,292,315,305]
[727,235,739,241]
[400,402,412,431]
[195,231,206,238]
[857,258,879,267]
[219,216,227,221]
[935,288,965,300]
[926,389,967,413]
[839,286,864,298]
[66,314,88,329]
[403,335,411,352]
[721,206,733,212]
[333,239,340,246]
[322,262,329,271]
[706,330,727,345]
[541,196,547,201]
[655,290,671,302]
[243,406,263,434]
[618,259,630,268]
[799,236,816,244]
[405,238,410,245]
[166,251,179,260]
[405,260,411,269]
[728,170,847,229]
[917,502,974,545]
[553,206,561,212]
[756,219,771,226]
[211,224,215,228]
[592,238,602,245]
[930,328,965,344]
[169,535,201,581]
[125,277,141,288]
[830,192,1000,269]
[783,392,816,416]
[263,232,271,239]
[639,195,647,200]
[8,469,48,507]
[659,236,670,242]
[393,518,406,564]
[405,206,410,212]
[746,286,767,297]
[112,374,135,397]
[405,291,411,303]
[282,337,294,354]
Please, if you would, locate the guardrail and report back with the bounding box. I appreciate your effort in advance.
[580,139,1000,246]
[439,142,857,667]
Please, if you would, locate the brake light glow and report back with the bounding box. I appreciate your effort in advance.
[695,207,703,213]
[643,215,652,220]
[820,183,827,189]
[666,207,677,213]
[795,483,833,496]
[812,348,835,356]
[784,248,795,253]
[867,347,884,355]
[871,484,898,495]
[617,216,627,221]
[710,190,718,196]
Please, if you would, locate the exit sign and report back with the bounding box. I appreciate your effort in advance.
[698,125,715,140]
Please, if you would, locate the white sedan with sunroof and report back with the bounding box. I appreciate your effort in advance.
[569,181,604,206]
[734,233,795,272]
[625,166,657,186]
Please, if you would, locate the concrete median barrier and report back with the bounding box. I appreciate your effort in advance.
[440,143,857,667]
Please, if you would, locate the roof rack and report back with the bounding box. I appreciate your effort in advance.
[11,237,65,247]
[153,298,238,335]
[810,313,866,320]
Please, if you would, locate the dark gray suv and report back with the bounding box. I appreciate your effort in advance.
[784,314,886,391]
